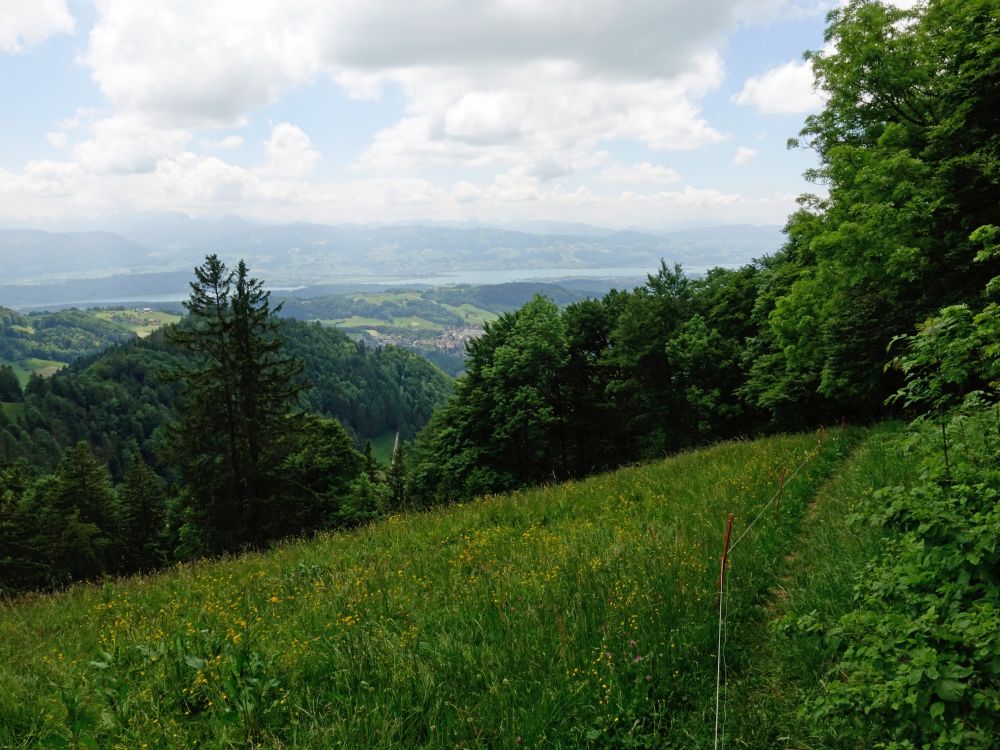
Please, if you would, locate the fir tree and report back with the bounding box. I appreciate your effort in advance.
[167,255,303,550]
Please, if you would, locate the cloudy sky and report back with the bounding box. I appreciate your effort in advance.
[0,0,862,229]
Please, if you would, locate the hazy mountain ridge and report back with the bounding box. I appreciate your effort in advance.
[0,229,153,281]
[0,217,784,309]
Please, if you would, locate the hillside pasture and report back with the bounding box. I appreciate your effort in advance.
[0,430,859,749]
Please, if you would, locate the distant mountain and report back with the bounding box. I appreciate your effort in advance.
[183,222,778,279]
[499,220,620,236]
[117,213,256,253]
[657,224,785,264]
[0,219,785,308]
[0,230,153,281]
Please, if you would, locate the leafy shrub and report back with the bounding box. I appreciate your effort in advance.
[805,406,1000,748]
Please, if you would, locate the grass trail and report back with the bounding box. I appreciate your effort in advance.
[720,422,914,747]
[0,430,859,749]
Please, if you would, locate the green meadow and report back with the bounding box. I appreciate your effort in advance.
[0,428,884,749]
[1,357,67,386]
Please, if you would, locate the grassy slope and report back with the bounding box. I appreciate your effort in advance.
[369,430,398,465]
[0,430,865,749]
[0,357,67,386]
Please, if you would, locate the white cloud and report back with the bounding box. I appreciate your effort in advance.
[0,0,74,53]
[598,162,682,185]
[208,135,245,150]
[732,59,823,115]
[358,54,726,175]
[84,0,321,127]
[1,0,822,227]
[259,123,320,179]
[73,116,191,175]
[79,1,741,175]
[734,146,758,166]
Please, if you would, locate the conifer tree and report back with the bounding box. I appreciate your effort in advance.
[168,255,303,551]
[118,459,167,572]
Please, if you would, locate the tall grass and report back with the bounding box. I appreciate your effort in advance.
[722,422,914,747]
[0,431,857,749]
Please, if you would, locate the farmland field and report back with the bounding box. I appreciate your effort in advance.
[0,356,67,386]
[92,309,182,337]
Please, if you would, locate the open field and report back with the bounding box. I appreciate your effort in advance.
[0,429,865,749]
[369,429,398,465]
[92,309,182,337]
[1,356,67,386]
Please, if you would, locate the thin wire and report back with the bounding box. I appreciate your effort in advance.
[713,553,733,750]
[713,550,726,750]
[714,435,825,747]
[728,442,821,553]
[721,565,730,749]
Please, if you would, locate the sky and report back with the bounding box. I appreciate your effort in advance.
[0,0,907,230]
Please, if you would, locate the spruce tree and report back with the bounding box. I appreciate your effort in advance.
[118,459,167,572]
[168,255,303,551]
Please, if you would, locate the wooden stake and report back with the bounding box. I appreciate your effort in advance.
[774,467,787,519]
[819,425,826,446]
[718,513,735,604]
[841,415,846,433]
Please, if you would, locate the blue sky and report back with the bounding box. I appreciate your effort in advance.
[0,0,870,230]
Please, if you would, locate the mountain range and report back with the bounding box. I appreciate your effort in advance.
[0,215,784,309]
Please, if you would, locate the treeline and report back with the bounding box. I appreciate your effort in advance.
[408,0,999,505]
[408,267,758,503]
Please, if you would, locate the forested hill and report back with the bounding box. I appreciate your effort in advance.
[0,318,452,479]
[0,306,137,367]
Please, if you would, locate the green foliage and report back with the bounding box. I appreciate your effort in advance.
[279,415,365,531]
[0,306,137,365]
[0,443,121,591]
[805,408,1000,748]
[117,459,168,573]
[744,0,1000,420]
[410,266,766,504]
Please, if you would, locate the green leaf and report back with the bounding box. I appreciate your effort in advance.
[184,654,206,670]
[934,679,965,702]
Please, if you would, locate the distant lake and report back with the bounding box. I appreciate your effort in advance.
[364,266,679,286]
[12,265,718,310]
